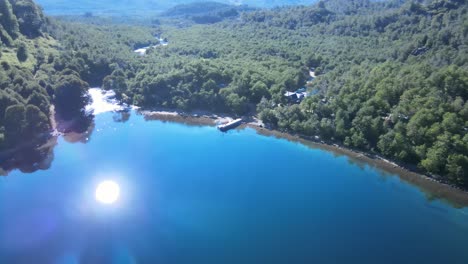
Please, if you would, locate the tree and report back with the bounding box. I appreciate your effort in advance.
[0,90,20,124]
[432,66,468,100]
[223,92,248,115]
[3,104,26,145]
[420,136,450,175]
[11,0,45,37]
[446,154,468,187]
[202,79,217,92]
[103,71,128,99]
[27,91,50,115]
[0,0,20,39]
[251,81,270,103]
[16,41,28,62]
[259,109,278,127]
[54,74,90,120]
[441,112,462,134]
[23,104,49,138]
[377,130,416,163]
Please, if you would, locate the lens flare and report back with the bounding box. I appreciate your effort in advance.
[95,181,120,204]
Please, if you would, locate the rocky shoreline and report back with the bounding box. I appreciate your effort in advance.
[140,108,468,207]
[139,109,238,127]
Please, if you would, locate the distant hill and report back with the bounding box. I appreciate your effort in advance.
[163,2,237,17]
[35,0,317,16]
[162,1,255,24]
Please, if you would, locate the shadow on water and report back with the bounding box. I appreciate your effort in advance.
[0,87,132,176]
[345,155,467,208]
[252,126,468,208]
[61,114,96,144]
[0,112,96,177]
[112,109,131,123]
[330,146,467,208]
[0,138,57,176]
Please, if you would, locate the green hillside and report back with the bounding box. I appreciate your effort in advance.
[47,0,468,187]
[161,1,255,24]
[0,0,90,151]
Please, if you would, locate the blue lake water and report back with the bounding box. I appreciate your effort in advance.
[1,109,468,264]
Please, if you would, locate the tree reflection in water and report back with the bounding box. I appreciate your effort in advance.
[0,138,57,176]
[61,114,95,144]
[112,109,131,123]
[0,108,134,176]
[0,112,95,176]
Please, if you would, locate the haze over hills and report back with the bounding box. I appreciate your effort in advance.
[35,0,317,16]
[160,1,256,24]
[162,2,251,17]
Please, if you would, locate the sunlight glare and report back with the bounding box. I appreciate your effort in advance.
[95,180,120,204]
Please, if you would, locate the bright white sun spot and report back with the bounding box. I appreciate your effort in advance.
[95,181,120,204]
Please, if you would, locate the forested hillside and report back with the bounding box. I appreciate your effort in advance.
[249,0,468,187]
[48,0,467,187]
[0,0,91,152]
[162,2,254,24]
[35,0,315,16]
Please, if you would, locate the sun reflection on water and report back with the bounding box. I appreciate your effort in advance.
[95,180,120,204]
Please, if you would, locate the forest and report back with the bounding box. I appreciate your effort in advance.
[0,0,91,151]
[161,1,255,24]
[0,0,467,187]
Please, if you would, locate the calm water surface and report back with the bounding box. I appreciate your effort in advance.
[1,93,468,264]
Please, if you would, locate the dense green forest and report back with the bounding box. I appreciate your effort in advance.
[161,2,255,24]
[1,0,467,187]
[0,0,91,151]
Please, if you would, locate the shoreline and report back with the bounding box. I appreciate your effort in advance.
[250,125,468,207]
[140,108,468,207]
[139,109,235,127]
[3,100,468,207]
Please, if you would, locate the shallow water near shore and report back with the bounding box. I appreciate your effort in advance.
[1,92,468,263]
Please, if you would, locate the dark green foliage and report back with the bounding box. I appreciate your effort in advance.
[27,91,50,114]
[0,0,45,46]
[222,92,249,115]
[241,4,334,29]
[3,104,25,145]
[54,73,90,120]
[0,24,15,45]
[11,0,45,37]
[0,0,94,151]
[0,66,53,149]
[0,0,20,40]
[163,2,234,17]
[23,104,49,138]
[16,41,27,61]
[241,0,466,186]
[162,2,254,24]
[103,70,128,100]
[0,90,20,124]
[1,103,50,148]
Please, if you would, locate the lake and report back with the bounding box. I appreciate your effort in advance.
[1,90,468,264]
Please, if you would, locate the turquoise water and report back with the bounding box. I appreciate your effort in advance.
[1,110,468,264]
